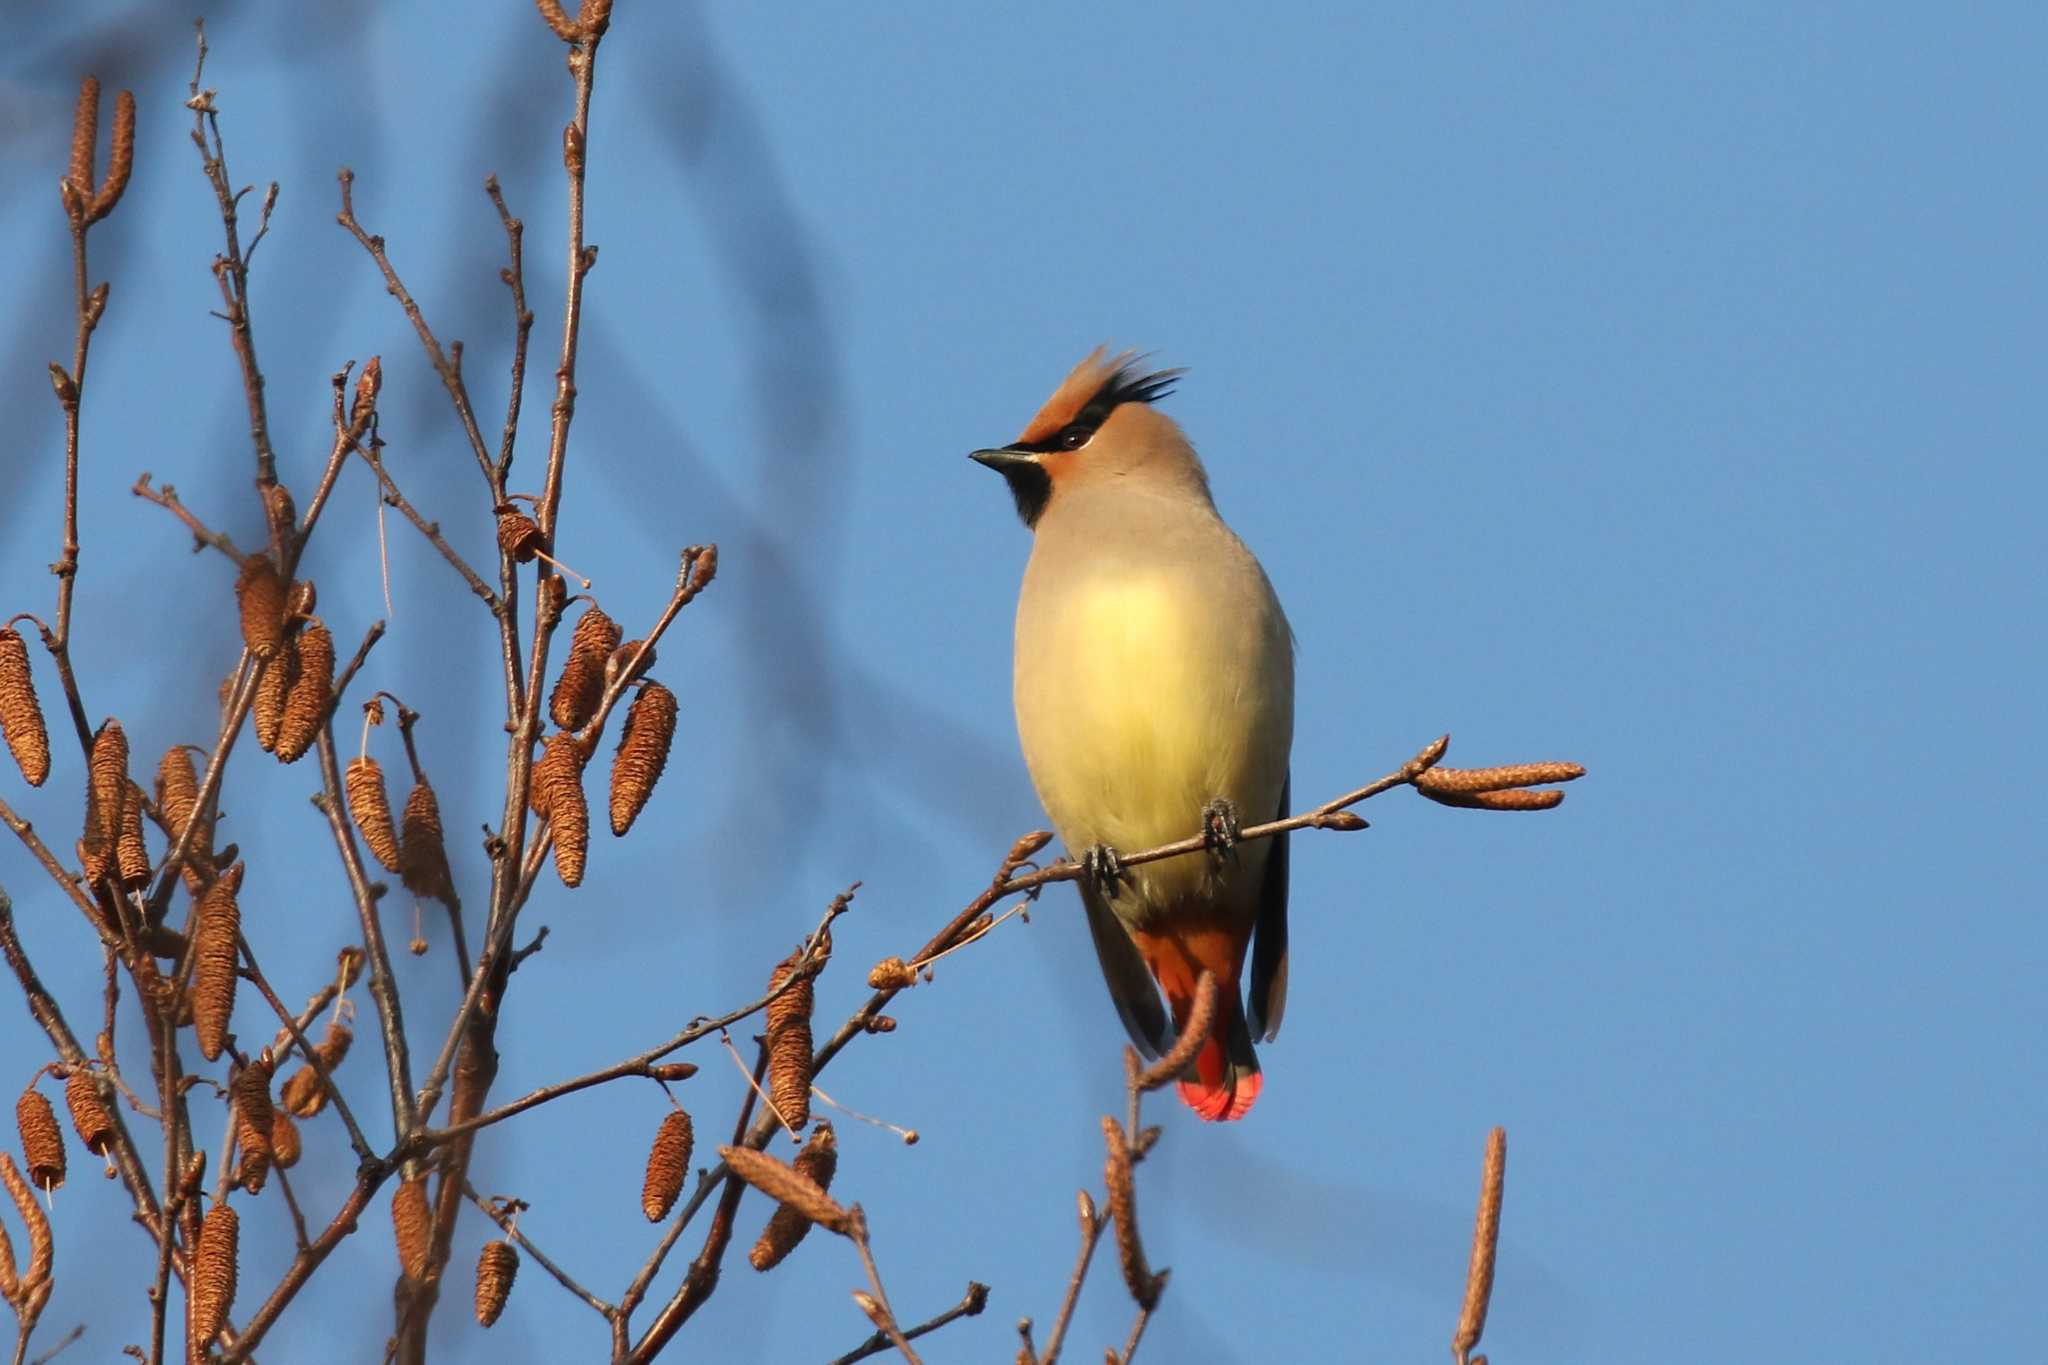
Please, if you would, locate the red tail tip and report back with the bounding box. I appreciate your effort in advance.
[1177,1070,1261,1122]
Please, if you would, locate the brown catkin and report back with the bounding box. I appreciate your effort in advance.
[765,949,815,1131]
[549,606,619,730]
[269,1110,302,1169]
[115,777,150,889]
[234,1058,274,1194]
[191,1202,239,1350]
[63,1069,114,1157]
[0,627,50,786]
[747,1122,839,1271]
[274,620,333,764]
[192,864,244,1061]
[534,734,588,887]
[281,1021,353,1118]
[0,1151,51,1289]
[16,1087,64,1191]
[345,757,402,872]
[0,1191,14,1300]
[399,780,455,905]
[495,509,543,562]
[640,1109,694,1222]
[252,635,298,753]
[236,555,287,659]
[90,88,134,222]
[475,1238,518,1327]
[392,1176,432,1280]
[81,718,128,883]
[155,745,213,887]
[609,681,677,837]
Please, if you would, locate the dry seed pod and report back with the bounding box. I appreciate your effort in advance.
[16,1087,64,1192]
[281,1020,353,1118]
[866,956,917,991]
[192,1202,239,1350]
[269,1110,302,1169]
[345,756,402,872]
[392,1176,432,1280]
[496,508,543,563]
[606,639,656,688]
[63,1069,114,1157]
[115,777,150,888]
[534,734,589,887]
[641,1109,694,1222]
[399,780,456,905]
[252,637,298,753]
[0,1196,14,1301]
[609,680,677,836]
[0,627,50,787]
[192,864,244,1061]
[80,718,128,881]
[549,606,619,729]
[284,575,315,622]
[475,1239,518,1327]
[274,621,333,763]
[1,1150,51,1289]
[233,1058,274,1193]
[155,745,212,883]
[747,1122,840,1271]
[236,556,288,660]
[765,949,815,1131]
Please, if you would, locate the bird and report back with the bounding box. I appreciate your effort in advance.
[971,348,1294,1121]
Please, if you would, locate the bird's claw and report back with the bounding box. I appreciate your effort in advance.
[1082,843,1125,899]
[1201,797,1242,856]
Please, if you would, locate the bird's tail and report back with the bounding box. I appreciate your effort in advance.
[1172,985,1262,1122]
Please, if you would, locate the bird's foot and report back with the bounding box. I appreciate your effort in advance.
[1201,797,1242,856]
[1081,843,1125,899]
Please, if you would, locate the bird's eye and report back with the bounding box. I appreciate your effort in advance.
[1059,427,1091,450]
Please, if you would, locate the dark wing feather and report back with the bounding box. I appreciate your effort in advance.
[1246,777,1291,1042]
[1080,880,1173,1058]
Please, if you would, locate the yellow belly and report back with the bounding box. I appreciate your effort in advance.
[1016,573,1285,922]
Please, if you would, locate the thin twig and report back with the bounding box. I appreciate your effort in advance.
[827,1281,989,1365]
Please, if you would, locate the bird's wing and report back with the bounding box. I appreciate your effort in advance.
[1246,776,1291,1042]
[1080,880,1173,1058]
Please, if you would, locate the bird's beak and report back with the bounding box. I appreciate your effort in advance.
[970,447,1052,527]
[969,447,1038,475]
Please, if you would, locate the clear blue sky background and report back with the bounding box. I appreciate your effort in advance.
[2,4,2042,1362]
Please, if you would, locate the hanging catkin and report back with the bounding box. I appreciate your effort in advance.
[0,626,50,787]
[233,1057,275,1194]
[345,756,402,872]
[549,606,619,730]
[81,718,128,883]
[191,1202,239,1350]
[747,1122,839,1271]
[764,948,816,1131]
[399,780,456,905]
[609,681,677,837]
[114,777,150,889]
[533,734,588,887]
[16,1087,64,1192]
[281,1020,353,1118]
[155,745,214,890]
[274,620,333,763]
[63,1069,114,1157]
[474,1239,518,1327]
[252,636,297,753]
[192,864,245,1062]
[392,1176,432,1280]
[640,1109,694,1222]
[236,555,287,659]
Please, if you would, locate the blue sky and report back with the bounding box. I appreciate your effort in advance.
[2,4,2042,1361]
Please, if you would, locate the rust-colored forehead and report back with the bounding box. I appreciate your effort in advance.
[1016,347,1135,444]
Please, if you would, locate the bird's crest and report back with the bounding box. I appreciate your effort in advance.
[1016,347,1181,446]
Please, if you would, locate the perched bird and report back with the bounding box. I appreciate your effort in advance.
[972,349,1294,1121]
